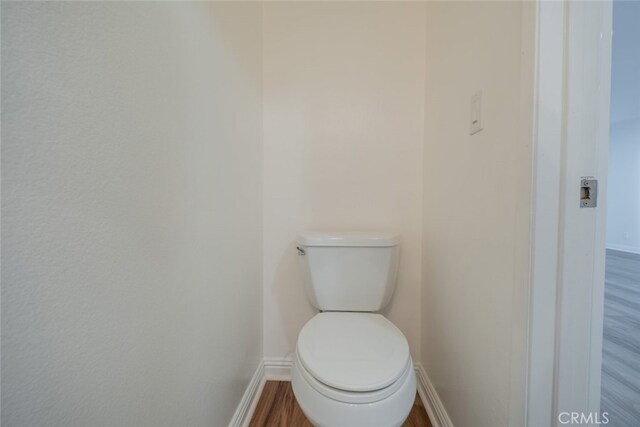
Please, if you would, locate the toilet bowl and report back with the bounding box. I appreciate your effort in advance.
[292,232,416,427]
[291,312,416,427]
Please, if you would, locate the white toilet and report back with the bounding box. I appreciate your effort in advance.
[292,232,416,427]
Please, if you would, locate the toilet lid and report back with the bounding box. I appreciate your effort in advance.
[297,312,410,392]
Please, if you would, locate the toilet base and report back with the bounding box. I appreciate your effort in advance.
[291,355,417,427]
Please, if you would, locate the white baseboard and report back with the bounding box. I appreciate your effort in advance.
[414,363,454,427]
[606,243,640,255]
[231,358,453,427]
[228,357,291,427]
[228,360,266,427]
[263,356,294,381]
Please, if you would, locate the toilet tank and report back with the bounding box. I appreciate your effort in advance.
[296,232,401,312]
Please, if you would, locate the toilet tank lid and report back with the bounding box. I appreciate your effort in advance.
[297,231,400,247]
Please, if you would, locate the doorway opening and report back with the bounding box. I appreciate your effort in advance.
[601,1,640,425]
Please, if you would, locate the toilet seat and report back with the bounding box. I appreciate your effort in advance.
[295,348,413,404]
[293,312,416,426]
[296,312,410,402]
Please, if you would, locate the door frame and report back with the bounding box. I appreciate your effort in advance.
[527,1,612,425]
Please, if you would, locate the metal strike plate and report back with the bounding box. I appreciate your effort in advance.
[580,178,598,208]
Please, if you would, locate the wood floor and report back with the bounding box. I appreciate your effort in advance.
[249,381,432,427]
[601,249,640,427]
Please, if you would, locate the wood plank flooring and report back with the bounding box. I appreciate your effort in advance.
[249,381,432,427]
[601,249,640,427]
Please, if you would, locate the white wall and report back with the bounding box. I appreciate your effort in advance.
[1,3,263,426]
[262,2,426,360]
[422,2,535,426]
[606,0,640,254]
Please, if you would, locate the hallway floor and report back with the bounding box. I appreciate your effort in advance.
[249,381,432,427]
[601,249,640,426]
